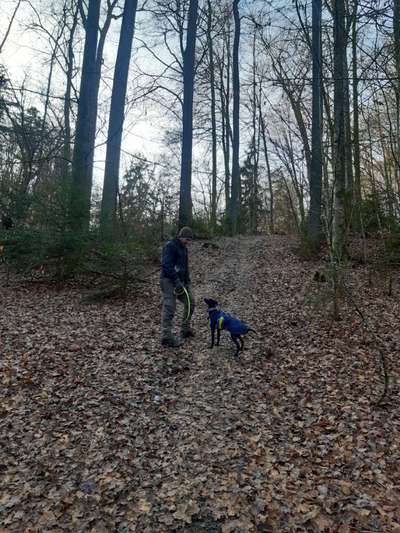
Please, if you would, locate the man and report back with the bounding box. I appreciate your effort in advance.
[160,226,195,347]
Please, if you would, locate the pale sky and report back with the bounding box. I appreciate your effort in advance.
[1,0,174,191]
[1,0,298,204]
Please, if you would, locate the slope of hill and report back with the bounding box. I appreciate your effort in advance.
[1,235,399,531]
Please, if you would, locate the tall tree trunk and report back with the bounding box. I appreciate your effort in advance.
[178,0,199,228]
[260,110,274,234]
[343,43,353,200]
[333,0,347,257]
[71,0,101,231]
[101,0,139,232]
[221,89,231,219]
[229,0,240,234]
[308,0,322,248]
[207,0,217,232]
[219,21,231,221]
[352,0,362,227]
[62,1,79,179]
[394,0,400,185]
[249,30,258,234]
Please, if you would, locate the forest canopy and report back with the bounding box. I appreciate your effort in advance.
[0,0,399,268]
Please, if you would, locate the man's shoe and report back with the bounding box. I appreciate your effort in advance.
[161,336,183,348]
[181,329,195,339]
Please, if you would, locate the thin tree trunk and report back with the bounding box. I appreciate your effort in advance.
[62,1,79,179]
[101,0,139,232]
[249,29,259,234]
[352,0,362,228]
[207,0,217,232]
[260,110,274,233]
[0,0,22,53]
[178,0,199,228]
[344,45,353,201]
[308,0,322,248]
[230,0,240,234]
[333,0,347,258]
[394,0,400,185]
[225,33,231,217]
[218,13,231,223]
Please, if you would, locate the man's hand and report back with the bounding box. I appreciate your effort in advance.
[174,282,185,295]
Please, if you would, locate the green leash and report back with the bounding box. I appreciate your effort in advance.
[176,285,191,322]
[182,286,191,322]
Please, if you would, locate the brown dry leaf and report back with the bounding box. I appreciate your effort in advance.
[173,500,200,523]
[338,480,352,495]
[138,498,152,513]
[311,512,334,531]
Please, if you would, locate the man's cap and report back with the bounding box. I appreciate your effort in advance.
[178,226,193,239]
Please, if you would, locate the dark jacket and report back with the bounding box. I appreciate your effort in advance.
[161,238,190,286]
[209,310,250,336]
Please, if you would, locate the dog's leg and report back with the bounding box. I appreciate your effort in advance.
[230,334,241,356]
[216,327,221,346]
[209,323,216,349]
[239,336,244,351]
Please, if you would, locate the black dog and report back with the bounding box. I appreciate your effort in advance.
[204,298,256,356]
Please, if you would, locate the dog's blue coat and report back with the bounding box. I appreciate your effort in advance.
[209,310,250,336]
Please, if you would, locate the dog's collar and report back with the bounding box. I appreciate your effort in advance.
[207,306,219,312]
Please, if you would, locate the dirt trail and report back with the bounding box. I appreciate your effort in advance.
[1,235,399,532]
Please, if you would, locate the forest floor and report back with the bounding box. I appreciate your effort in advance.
[1,234,400,532]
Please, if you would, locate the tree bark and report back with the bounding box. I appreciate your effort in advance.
[333,0,347,257]
[352,0,362,227]
[62,1,79,179]
[394,0,400,186]
[71,0,100,231]
[249,31,260,234]
[207,0,217,232]
[229,0,240,234]
[178,0,199,228]
[343,40,353,200]
[308,0,322,248]
[101,0,139,232]
[218,18,231,221]
[260,110,274,234]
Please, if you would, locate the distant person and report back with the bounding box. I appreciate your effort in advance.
[160,227,195,347]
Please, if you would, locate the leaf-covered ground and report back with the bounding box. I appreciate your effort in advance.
[1,235,399,532]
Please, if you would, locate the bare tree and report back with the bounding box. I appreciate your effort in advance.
[394,0,400,183]
[259,109,274,233]
[350,0,362,231]
[101,0,139,231]
[308,0,322,248]
[178,0,199,228]
[71,0,119,231]
[63,1,80,179]
[70,0,101,230]
[215,3,232,218]
[0,0,23,54]
[229,0,240,234]
[206,0,218,231]
[333,0,347,256]
[25,0,82,180]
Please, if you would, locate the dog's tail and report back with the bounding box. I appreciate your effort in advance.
[247,328,258,336]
